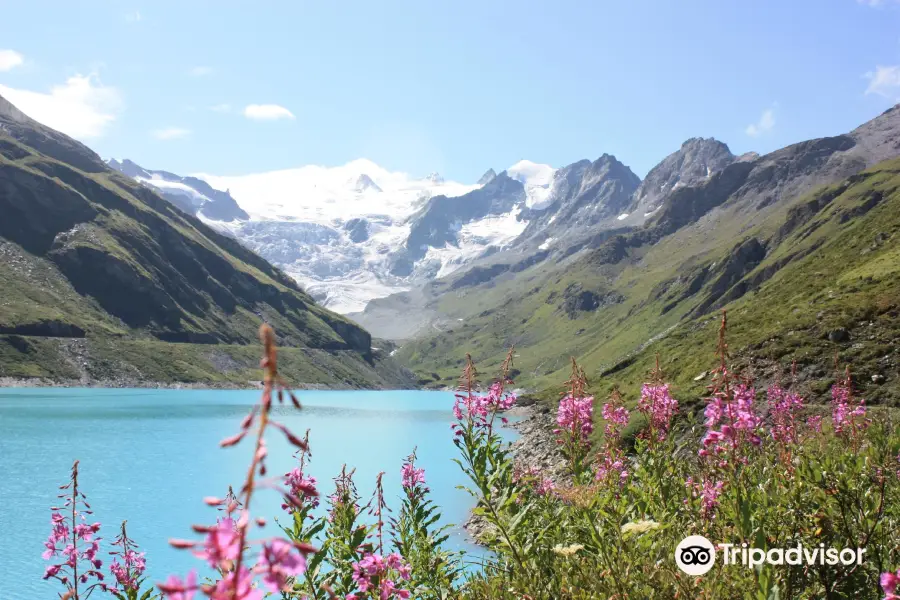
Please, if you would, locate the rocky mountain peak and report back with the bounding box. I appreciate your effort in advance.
[477,168,497,185]
[107,158,249,222]
[425,172,444,185]
[108,158,151,179]
[629,137,735,214]
[352,174,383,193]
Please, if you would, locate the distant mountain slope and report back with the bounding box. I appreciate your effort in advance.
[0,93,413,388]
[393,107,900,405]
[107,158,249,221]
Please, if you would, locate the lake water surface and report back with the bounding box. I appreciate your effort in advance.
[0,388,497,599]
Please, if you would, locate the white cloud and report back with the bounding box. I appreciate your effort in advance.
[152,127,191,140]
[0,74,122,139]
[0,49,24,72]
[189,66,212,77]
[243,104,295,121]
[125,10,142,22]
[210,103,232,113]
[865,65,900,97]
[745,107,776,137]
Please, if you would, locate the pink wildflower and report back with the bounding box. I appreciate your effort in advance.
[882,569,900,600]
[349,551,411,599]
[453,380,517,431]
[686,477,725,520]
[42,461,105,597]
[807,415,823,433]
[103,521,147,594]
[193,518,241,569]
[767,383,804,445]
[831,369,868,442]
[208,567,262,600]
[555,394,594,445]
[595,447,629,488]
[157,570,197,600]
[400,460,427,491]
[536,478,556,496]
[602,400,630,441]
[254,539,306,592]
[637,383,678,443]
[283,468,319,512]
[701,384,763,462]
[159,326,318,600]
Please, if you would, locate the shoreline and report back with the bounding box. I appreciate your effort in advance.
[464,403,566,541]
[0,377,368,391]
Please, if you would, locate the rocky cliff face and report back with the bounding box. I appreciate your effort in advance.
[518,154,641,244]
[629,137,735,215]
[403,171,526,260]
[107,159,249,222]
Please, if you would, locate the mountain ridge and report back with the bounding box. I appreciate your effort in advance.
[0,92,414,388]
[360,105,900,406]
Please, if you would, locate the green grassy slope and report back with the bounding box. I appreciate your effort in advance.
[0,98,413,388]
[399,159,900,408]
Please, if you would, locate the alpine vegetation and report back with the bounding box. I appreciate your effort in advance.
[37,319,899,599]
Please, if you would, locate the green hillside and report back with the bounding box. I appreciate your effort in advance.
[399,158,900,408]
[0,94,414,388]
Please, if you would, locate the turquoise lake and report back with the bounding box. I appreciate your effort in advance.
[0,388,502,599]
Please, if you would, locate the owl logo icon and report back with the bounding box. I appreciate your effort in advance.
[675,535,716,575]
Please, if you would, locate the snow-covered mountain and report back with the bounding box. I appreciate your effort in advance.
[107,159,249,221]
[108,143,738,315]
[109,158,516,312]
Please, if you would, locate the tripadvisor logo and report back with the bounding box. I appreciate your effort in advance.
[675,535,716,575]
[675,536,867,575]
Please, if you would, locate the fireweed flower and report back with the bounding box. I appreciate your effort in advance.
[555,394,595,444]
[349,551,412,599]
[158,571,198,600]
[102,521,147,594]
[637,382,678,444]
[601,400,629,442]
[512,465,555,497]
[254,539,306,592]
[882,569,900,600]
[452,350,517,437]
[807,415,824,433]
[42,460,105,599]
[284,468,319,512]
[594,447,629,487]
[593,388,630,487]
[159,325,315,600]
[400,456,427,492]
[700,383,763,464]
[686,477,725,520]
[452,381,517,431]
[831,368,868,444]
[767,383,804,446]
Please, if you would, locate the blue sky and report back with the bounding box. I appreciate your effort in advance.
[1,0,899,181]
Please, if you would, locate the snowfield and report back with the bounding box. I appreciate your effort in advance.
[130,157,560,314]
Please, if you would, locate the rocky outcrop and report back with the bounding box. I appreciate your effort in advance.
[520,154,641,243]
[557,283,625,318]
[107,159,250,221]
[0,320,86,338]
[477,168,497,185]
[344,218,370,243]
[405,172,525,258]
[629,137,735,215]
